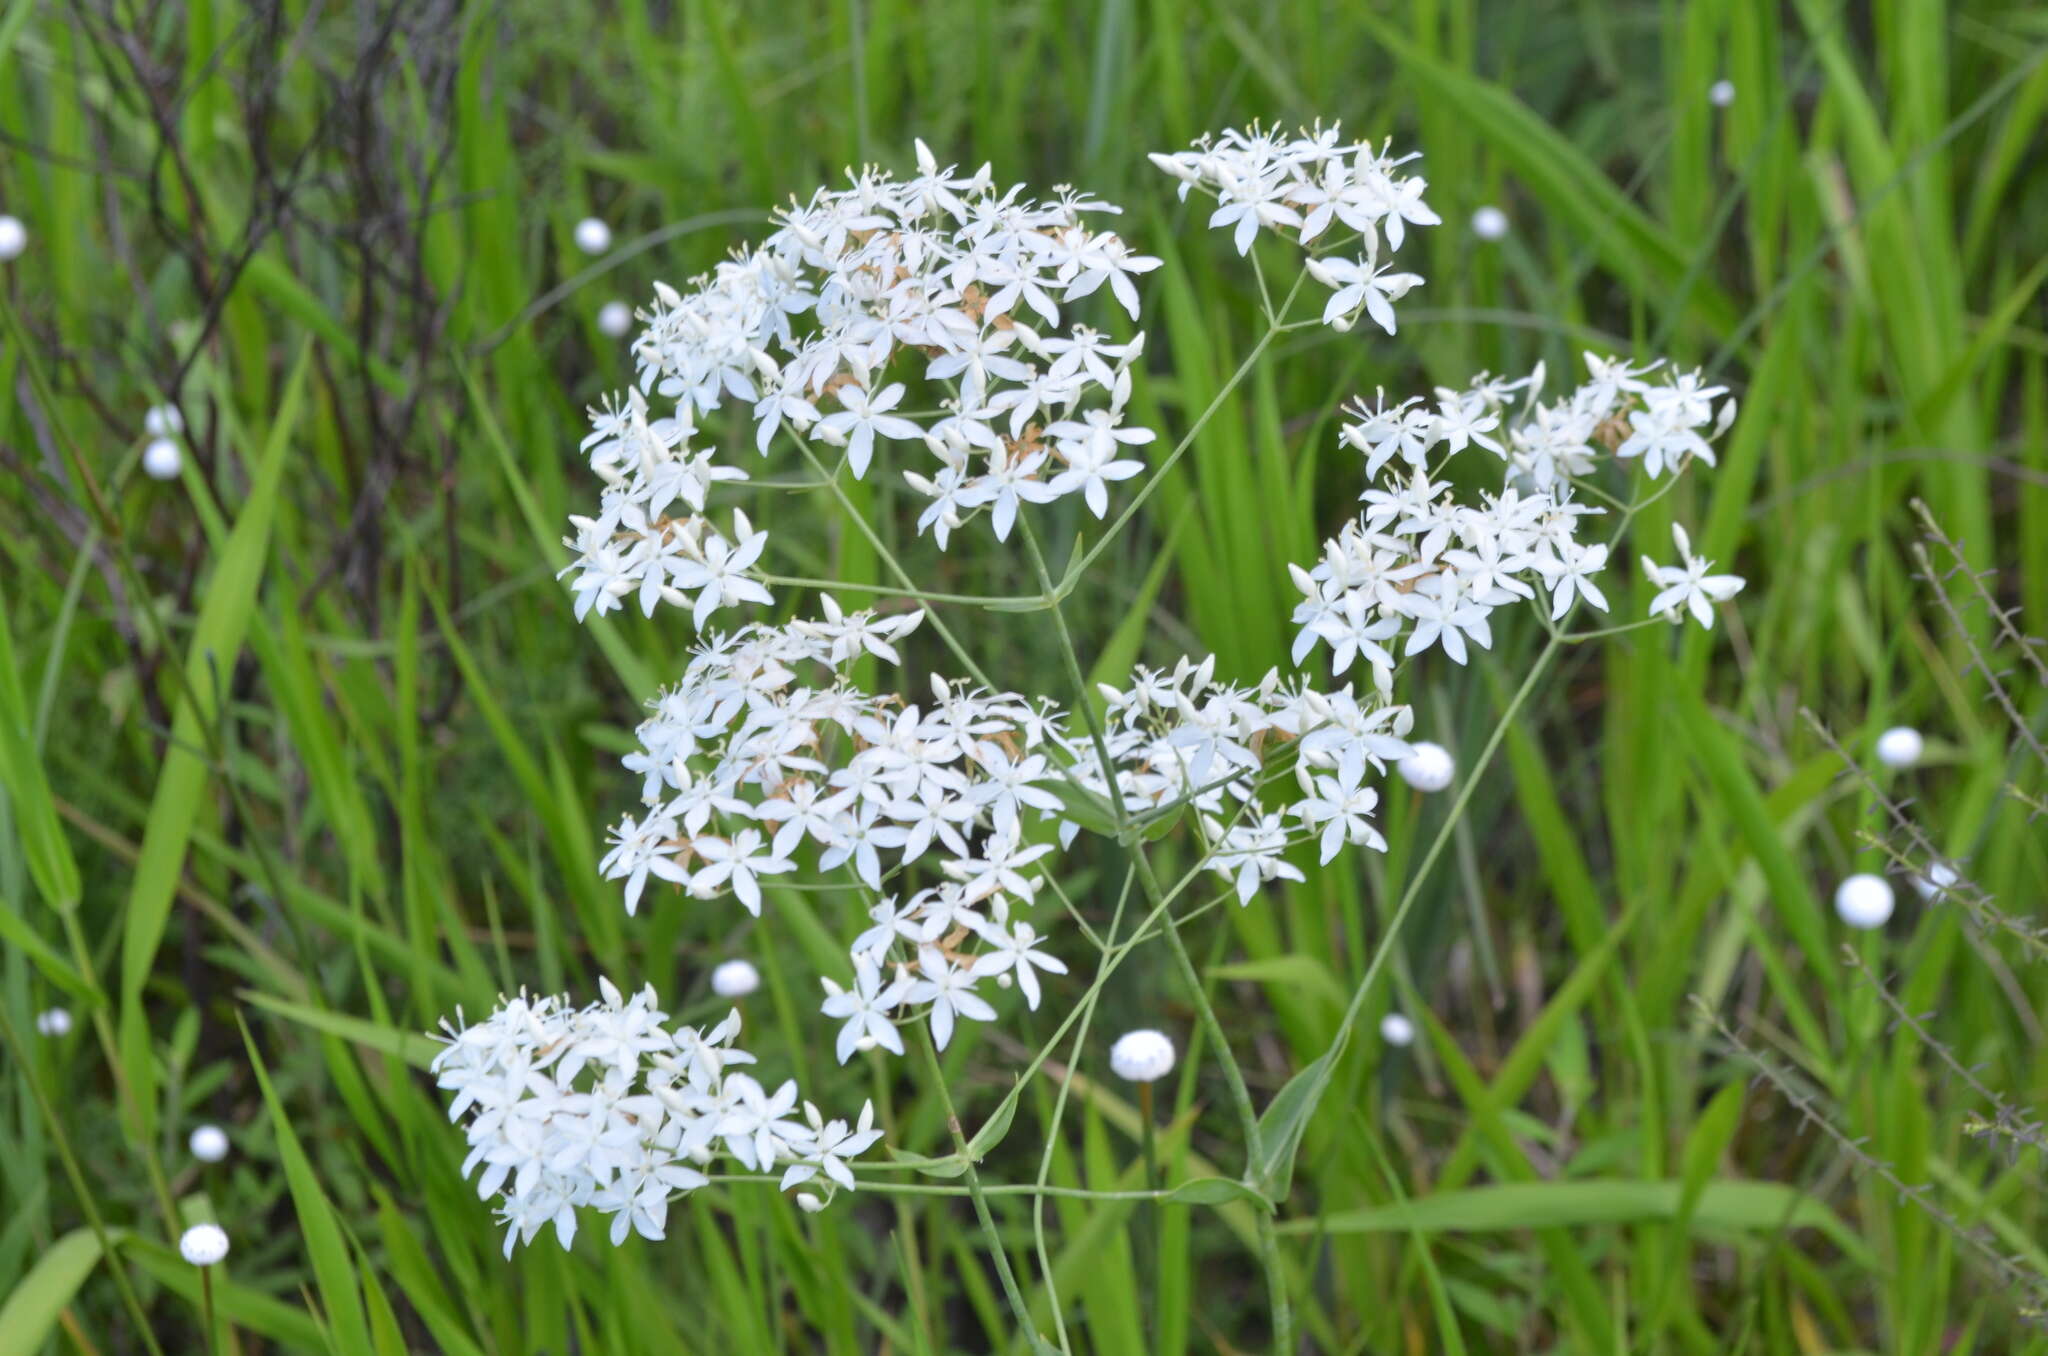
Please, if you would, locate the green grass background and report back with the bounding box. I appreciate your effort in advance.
[3,0,2047,1350]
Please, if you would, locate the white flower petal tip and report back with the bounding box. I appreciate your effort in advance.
[1833,874,1895,930]
[179,1223,231,1267]
[1396,742,1454,793]
[1379,1013,1416,1047]
[711,958,762,998]
[0,215,24,261]
[1471,206,1509,241]
[1874,726,1923,770]
[142,438,183,481]
[1109,1029,1176,1083]
[189,1124,231,1163]
[573,217,613,255]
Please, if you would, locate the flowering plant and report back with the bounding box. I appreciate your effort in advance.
[438,128,1744,1340]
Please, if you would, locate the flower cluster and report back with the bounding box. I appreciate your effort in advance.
[432,979,878,1255]
[1290,355,1743,684]
[561,141,1163,628]
[1150,124,1437,332]
[594,601,1421,1061]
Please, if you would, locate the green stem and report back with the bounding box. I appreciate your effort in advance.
[919,1028,1043,1345]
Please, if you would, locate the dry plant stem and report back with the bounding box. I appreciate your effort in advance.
[918,1027,1042,1346]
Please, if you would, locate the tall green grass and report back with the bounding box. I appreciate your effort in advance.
[2,1,2045,1351]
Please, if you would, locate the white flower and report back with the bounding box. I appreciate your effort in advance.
[179,1223,230,1267]
[1109,1029,1176,1083]
[1875,726,1923,770]
[1912,861,1958,901]
[817,382,921,479]
[966,919,1067,1009]
[574,217,613,254]
[1471,205,1509,241]
[690,829,794,915]
[0,214,24,261]
[144,404,184,437]
[711,959,761,998]
[1379,1013,1416,1047]
[905,947,997,1051]
[821,956,909,1063]
[671,517,775,629]
[1396,742,1454,793]
[35,1008,71,1037]
[598,301,634,337]
[1643,524,1744,629]
[1307,257,1423,334]
[1709,79,1736,108]
[1833,874,1894,930]
[433,983,874,1254]
[189,1124,231,1163]
[142,439,182,481]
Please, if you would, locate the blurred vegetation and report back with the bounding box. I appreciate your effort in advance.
[3,0,2047,1351]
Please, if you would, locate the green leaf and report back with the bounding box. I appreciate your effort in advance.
[0,581,81,910]
[1250,1042,1342,1202]
[117,342,313,1140]
[1289,1179,1870,1264]
[884,1146,969,1179]
[240,989,438,1069]
[0,1228,109,1356]
[1164,1177,1272,1210]
[966,1078,1021,1160]
[241,1014,375,1353]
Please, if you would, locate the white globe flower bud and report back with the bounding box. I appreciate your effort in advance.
[1109,1029,1175,1084]
[854,1034,879,1053]
[1379,1013,1416,1047]
[179,1223,230,1267]
[1397,742,1454,793]
[795,1192,825,1214]
[1709,80,1736,108]
[1912,861,1958,901]
[1874,726,1923,770]
[143,404,184,438]
[35,1007,72,1037]
[573,217,613,255]
[142,438,183,481]
[0,214,25,261]
[1833,873,1895,930]
[711,958,761,998]
[597,300,634,337]
[189,1124,231,1163]
[1471,206,1509,241]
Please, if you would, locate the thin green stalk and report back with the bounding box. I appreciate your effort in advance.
[918,1027,1044,1348]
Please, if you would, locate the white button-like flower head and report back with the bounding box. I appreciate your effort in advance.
[1109,1029,1176,1084]
[143,439,183,481]
[34,1008,71,1037]
[144,404,184,438]
[1875,726,1923,770]
[1834,874,1895,930]
[179,1223,231,1267]
[1379,1013,1416,1047]
[0,215,24,261]
[1397,742,1454,793]
[190,1124,231,1163]
[1709,80,1736,108]
[1471,205,1509,241]
[573,217,613,255]
[711,959,761,998]
[598,301,634,338]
